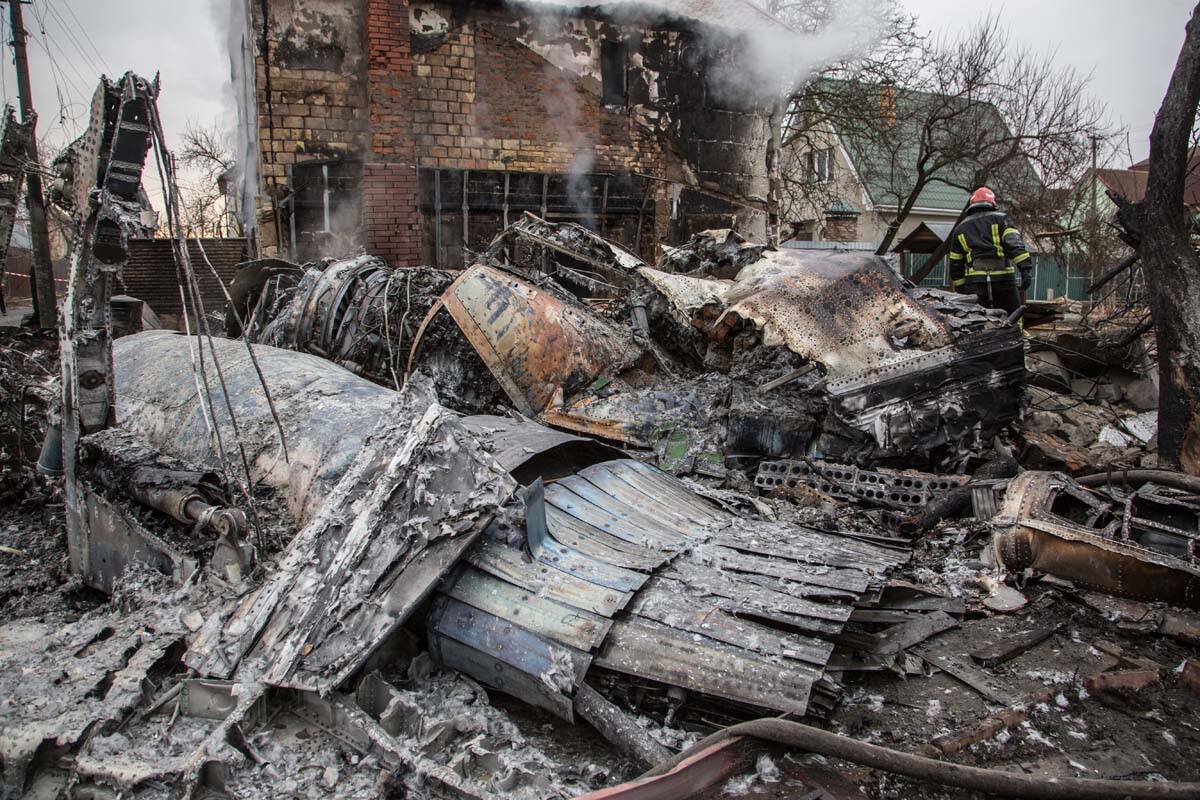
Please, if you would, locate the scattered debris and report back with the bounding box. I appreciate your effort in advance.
[2,57,1197,800]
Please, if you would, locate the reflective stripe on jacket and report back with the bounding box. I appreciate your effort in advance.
[947,207,1031,287]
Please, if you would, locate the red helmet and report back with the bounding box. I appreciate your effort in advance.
[970,187,996,207]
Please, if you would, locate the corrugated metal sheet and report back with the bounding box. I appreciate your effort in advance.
[121,238,247,317]
[429,457,910,721]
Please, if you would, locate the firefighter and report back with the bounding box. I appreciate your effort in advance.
[947,187,1031,315]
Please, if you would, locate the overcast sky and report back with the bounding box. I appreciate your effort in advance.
[3,0,1195,175]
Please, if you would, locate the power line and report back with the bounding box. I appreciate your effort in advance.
[25,9,87,101]
[45,0,110,77]
[38,0,104,80]
[29,0,89,90]
[25,34,85,130]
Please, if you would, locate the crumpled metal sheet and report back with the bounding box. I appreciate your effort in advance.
[658,228,767,278]
[185,378,516,690]
[486,211,646,290]
[460,414,625,483]
[114,330,398,526]
[821,326,1026,460]
[439,265,643,416]
[992,471,1200,607]
[0,596,192,794]
[110,331,910,729]
[428,457,911,723]
[637,267,731,317]
[716,250,953,379]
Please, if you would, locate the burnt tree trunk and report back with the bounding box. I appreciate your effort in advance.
[1117,2,1200,474]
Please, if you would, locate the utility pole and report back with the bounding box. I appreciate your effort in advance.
[5,0,57,329]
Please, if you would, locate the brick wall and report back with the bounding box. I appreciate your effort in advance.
[363,0,420,265]
[824,215,860,243]
[362,163,421,266]
[253,0,369,255]
[407,20,665,177]
[252,0,775,265]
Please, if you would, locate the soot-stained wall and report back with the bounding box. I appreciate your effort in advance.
[249,0,778,265]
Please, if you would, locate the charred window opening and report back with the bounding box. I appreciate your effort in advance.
[418,168,649,267]
[601,40,627,106]
[287,159,362,263]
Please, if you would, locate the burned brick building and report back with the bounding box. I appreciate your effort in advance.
[235,0,787,267]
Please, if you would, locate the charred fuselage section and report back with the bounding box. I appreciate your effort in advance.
[237,218,1026,471]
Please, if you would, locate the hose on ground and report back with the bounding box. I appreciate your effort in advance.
[640,718,1200,799]
[1077,468,1200,495]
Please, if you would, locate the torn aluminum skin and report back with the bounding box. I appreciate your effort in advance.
[110,332,910,731]
[432,219,1026,464]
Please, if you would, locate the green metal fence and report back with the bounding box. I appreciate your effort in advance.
[902,252,1090,300]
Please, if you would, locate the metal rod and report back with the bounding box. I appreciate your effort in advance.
[321,163,330,233]
[502,171,510,227]
[287,163,297,258]
[462,169,470,264]
[574,683,671,771]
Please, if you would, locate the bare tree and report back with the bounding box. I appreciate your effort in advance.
[785,14,1110,258]
[773,1,924,238]
[1112,2,1200,475]
[175,120,242,238]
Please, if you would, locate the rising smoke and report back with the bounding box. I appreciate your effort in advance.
[514,0,889,220]
[705,0,889,105]
[214,0,261,242]
[525,11,598,227]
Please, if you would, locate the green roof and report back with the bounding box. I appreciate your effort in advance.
[806,80,1041,214]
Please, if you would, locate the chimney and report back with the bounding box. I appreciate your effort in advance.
[880,81,896,128]
[824,201,860,243]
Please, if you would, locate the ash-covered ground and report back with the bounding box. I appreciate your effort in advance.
[2,319,1198,800]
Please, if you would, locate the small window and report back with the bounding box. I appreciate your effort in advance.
[601,40,627,106]
[806,147,835,184]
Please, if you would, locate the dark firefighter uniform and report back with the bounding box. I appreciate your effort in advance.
[947,203,1031,316]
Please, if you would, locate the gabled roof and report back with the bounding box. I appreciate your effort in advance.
[805,80,1041,214]
[1093,168,1148,203]
[890,220,955,253]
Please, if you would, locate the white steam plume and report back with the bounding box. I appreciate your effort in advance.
[214,0,260,243]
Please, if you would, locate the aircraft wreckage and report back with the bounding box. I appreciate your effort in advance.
[11,107,1200,795]
[228,217,1028,471]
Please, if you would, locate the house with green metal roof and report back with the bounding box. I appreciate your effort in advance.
[783,80,1042,251]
